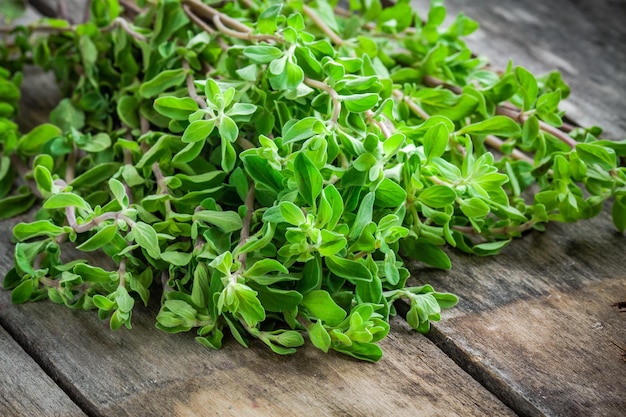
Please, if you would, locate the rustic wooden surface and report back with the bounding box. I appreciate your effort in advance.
[1,1,625,416]
[0,218,515,417]
[411,1,626,416]
[0,326,86,417]
[424,0,626,139]
[0,297,517,417]
[414,210,626,417]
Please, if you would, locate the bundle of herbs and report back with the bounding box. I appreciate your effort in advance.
[0,0,624,362]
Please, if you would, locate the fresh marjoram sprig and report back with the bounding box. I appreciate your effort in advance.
[1,0,624,362]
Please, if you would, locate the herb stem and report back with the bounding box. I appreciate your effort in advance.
[119,0,145,16]
[237,184,256,268]
[422,75,578,148]
[484,135,535,164]
[304,77,341,125]
[182,0,251,34]
[183,60,207,108]
[392,89,430,120]
[118,257,127,288]
[212,14,281,43]
[102,17,148,42]
[71,211,136,233]
[496,106,578,148]
[452,219,536,236]
[302,5,346,46]
[365,110,392,139]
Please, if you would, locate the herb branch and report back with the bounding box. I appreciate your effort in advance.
[0,0,624,362]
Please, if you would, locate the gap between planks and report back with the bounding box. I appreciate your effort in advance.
[0,315,99,417]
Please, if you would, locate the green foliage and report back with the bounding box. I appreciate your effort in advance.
[0,0,624,362]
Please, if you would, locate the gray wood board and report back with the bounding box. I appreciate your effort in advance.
[414,210,626,417]
[0,271,516,416]
[413,0,626,139]
[409,1,626,415]
[0,325,86,417]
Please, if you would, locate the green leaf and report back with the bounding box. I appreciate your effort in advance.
[76,224,118,251]
[473,240,511,256]
[117,95,140,128]
[115,286,135,314]
[576,143,617,170]
[294,152,323,207]
[194,210,242,233]
[257,3,282,33]
[218,115,238,143]
[109,178,128,208]
[612,196,626,234]
[154,96,200,120]
[13,221,65,241]
[182,119,216,143]
[301,290,346,326]
[0,192,36,220]
[418,185,456,208]
[70,162,122,189]
[243,45,284,64]
[172,139,204,164]
[44,193,92,212]
[133,222,161,259]
[326,256,372,282]
[241,154,284,194]
[458,116,521,137]
[160,251,193,266]
[308,320,331,352]
[79,133,111,153]
[375,178,407,208]
[279,201,306,226]
[349,192,375,240]
[285,60,305,90]
[50,99,85,132]
[250,284,303,313]
[17,124,61,155]
[74,264,115,283]
[11,279,34,304]
[245,259,288,277]
[459,197,490,218]
[515,66,538,111]
[229,284,266,327]
[340,93,379,113]
[382,133,405,156]
[282,117,326,144]
[424,123,449,160]
[402,238,451,270]
[139,69,187,98]
[93,295,115,311]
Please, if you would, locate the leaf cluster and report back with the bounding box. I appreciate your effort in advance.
[0,0,624,361]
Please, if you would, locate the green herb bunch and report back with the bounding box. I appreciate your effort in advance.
[1,0,624,362]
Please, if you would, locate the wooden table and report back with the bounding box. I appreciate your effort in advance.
[1,1,624,416]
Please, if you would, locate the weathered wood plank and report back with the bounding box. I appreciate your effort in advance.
[406,1,626,415]
[0,295,517,417]
[414,210,626,417]
[403,3,626,415]
[414,0,626,138]
[0,325,87,417]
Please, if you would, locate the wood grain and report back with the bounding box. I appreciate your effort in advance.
[413,199,626,417]
[400,3,626,415]
[2,1,625,417]
[0,325,86,417]
[417,0,626,138]
[0,216,516,417]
